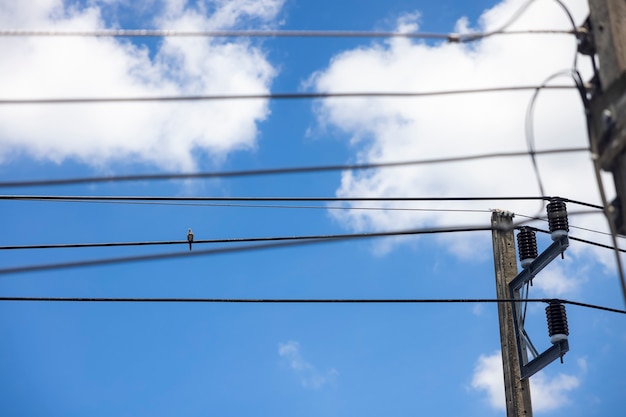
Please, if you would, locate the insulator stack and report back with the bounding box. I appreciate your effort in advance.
[546,301,569,344]
[517,227,538,268]
[547,198,569,241]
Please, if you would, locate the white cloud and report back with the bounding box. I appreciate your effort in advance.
[0,0,284,169]
[471,351,581,412]
[278,340,338,389]
[531,371,580,411]
[532,261,585,297]
[472,303,486,316]
[309,0,617,263]
[471,352,506,410]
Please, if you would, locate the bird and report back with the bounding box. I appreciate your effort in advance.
[187,228,194,251]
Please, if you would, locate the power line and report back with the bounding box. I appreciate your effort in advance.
[4,199,605,228]
[0,85,577,105]
[0,147,590,188]
[516,211,620,238]
[0,29,575,39]
[0,195,557,203]
[0,224,494,276]
[0,216,618,274]
[0,228,486,251]
[0,220,616,252]
[0,195,604,209]
[10,199,495,213]
[0,0,580,42]
[0,296,622,314]
[531,227,626,253]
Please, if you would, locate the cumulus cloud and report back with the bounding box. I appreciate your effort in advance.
[0,0,283,169]
[471,351,581,412]
[309,0,616,264]
[278,340,338,389]
[532,260,585,297]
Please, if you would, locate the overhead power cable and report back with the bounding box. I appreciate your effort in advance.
[0,224,495,276]
[0,147,590,188]
[0,0,581,42]
[1,222,618,253]
[0,214,617,275]
[0,229,483,251]
[10,199,495,214]
[0,85,577,105]
[0,28,575,39]
[531,227,626,253]
[0,195,603,209]
[0,297,622,315]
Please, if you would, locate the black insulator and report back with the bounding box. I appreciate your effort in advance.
[517,227,538,268]
[546,301,569,344]
[547,199,569,240]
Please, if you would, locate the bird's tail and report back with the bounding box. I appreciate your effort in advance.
[188,242,192,251]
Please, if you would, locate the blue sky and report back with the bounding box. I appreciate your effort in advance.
[0,0,625,416]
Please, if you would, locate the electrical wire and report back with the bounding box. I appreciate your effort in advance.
[0,224,495,275]
[3,194,608,237]
[462,0,533,41]
[5,198,495,213]
[0,219,618,253]
[524,71,587,206]
[531,227,626,253]
[0,147,590,188]
[0,0,581,43]
[552,0,581,68]
[0,195,563,203]
[0,29,574,39]
[515,210,625,238]
[0,85,577,105]
[1,217,622,274]
[0,195,606,211]
[0,205,610,250]
[0,228,487,251]
[0,296,622,314]
[5,197,608,238]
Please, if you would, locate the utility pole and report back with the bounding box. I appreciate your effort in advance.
[491,211,533,417]
[586,0,626,233]
[584,0,626,303]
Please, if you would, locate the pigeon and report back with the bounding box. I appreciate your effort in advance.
[187,228,194,251]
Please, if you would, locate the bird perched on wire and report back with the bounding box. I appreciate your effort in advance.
[187,228,194,251]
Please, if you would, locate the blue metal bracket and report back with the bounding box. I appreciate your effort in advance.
[509,234,570,380]
[509,235,569,292]
[520,340,570,380]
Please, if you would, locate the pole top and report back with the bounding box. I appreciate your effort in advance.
[491,209,515,219]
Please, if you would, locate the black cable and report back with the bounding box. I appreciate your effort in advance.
[0,147,589,189]
[0,211,609,251]
[6,199,494,213]
[562,198,603,210]
[0,195,605,209]
[0,195,556,203]
[525,71,584,200]
[0,296,622,314]
[0,85,576,105]
[0,229,484,251]
[0,224,494,276]
[461,0,579,44]
[0,210,608,252]
[530,227,626,253]
[463,0,536,42]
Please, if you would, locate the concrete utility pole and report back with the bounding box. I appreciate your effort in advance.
[585,0,626,303]
[491,211,533,417]
[586,0,626,233]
